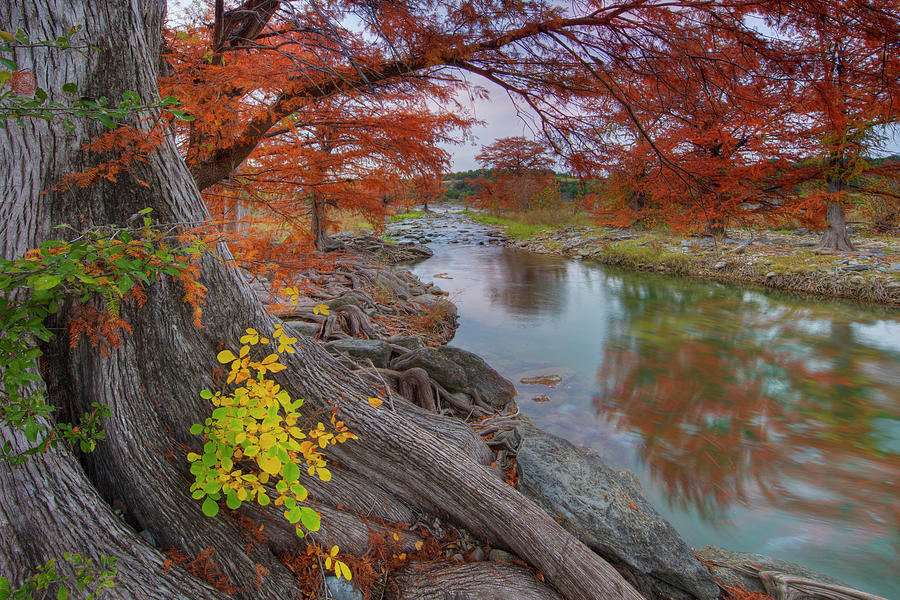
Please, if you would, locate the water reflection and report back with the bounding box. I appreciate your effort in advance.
[484,250,570,316]
[593,277,900,542]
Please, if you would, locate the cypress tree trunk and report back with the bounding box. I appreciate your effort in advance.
[0,3,644,600]
[819,197,855,251]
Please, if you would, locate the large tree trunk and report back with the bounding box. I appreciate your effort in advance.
[310,192,331,251]
[819,197,855,252]
[0,3,644,600]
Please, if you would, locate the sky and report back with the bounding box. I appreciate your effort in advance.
[440,80,545,172]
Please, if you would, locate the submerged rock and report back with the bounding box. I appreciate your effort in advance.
[516,429,719,600]
[519,374,563,387]
[390,346,515,408]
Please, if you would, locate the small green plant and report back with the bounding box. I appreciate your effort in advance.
[1,27,193,128]
[0,552,117,600]
[0,212,204,464]
[189,325,355,579]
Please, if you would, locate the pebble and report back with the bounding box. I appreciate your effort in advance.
[766,272,777,279]
[489,549,516,562]
[713,260,727,270]
[471,548,486,561]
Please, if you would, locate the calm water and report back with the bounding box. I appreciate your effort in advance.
[408,225,900,598]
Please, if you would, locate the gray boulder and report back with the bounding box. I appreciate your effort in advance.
[323,576,363,600]
[387,335,425,352]
[284,320,321,338]
[516,429,719,600]
[390,346,515,408]
[325,338,392,368]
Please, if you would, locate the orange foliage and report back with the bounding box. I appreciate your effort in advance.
[163,548,242,594]
[68,305,133,356]
[474,137,559,211]
[54,122,166,191]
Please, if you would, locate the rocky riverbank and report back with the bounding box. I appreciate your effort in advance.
[241,232,885,600]
[496,223,900,306]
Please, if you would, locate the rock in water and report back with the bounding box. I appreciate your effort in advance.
[516,429,719,600]
[390,346,516,409]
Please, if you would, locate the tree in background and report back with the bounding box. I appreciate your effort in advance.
[474,136,559,211]
[775,3,900,250]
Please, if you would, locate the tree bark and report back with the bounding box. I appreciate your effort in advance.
[820,198,855,251]
[310,192,331,251]
[0,3,645,600]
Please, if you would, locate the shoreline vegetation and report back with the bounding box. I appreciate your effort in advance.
[465,211,900,306]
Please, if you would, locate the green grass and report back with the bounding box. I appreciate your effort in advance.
[596,239,696,274]
[389,210,425,222]
[468,214,550,240]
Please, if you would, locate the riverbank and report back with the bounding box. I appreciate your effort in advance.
[251,229,892,600]
[469,215,900,306]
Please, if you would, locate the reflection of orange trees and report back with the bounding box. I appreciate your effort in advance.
[594,298,899,540]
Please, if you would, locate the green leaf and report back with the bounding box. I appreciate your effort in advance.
[0,57,17,70]
[225,491,240,510]
[201,496,219,517]
[32,274,62,291]
[168,110,195,121]
[282,461,300,484]
[97,114,115,129]
[300,507,320,531]
[62,82,78,94]
[284,507,301,524]
[57,586,68,600]
[189,423,203,435]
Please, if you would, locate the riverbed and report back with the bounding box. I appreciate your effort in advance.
[391,210,900,598]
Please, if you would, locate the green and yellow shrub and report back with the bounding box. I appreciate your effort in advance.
[189,324,355,579]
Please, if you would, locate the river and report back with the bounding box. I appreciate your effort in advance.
[392,211,900,598]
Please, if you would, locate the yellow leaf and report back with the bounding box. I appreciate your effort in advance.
[313,304,330,316]
[317,467,332,482]
[217,350,237,363]
[338,561,352,580]
[325,557,332,569]
[258,455,281,475]
[415,541,424,551]
[239,345,250,358]
[259,432,276,450]
[368,397,384,408]
[267,363,286,373]
[261,353,279,364]
[330,545,339,557]
[392,533,399,541]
